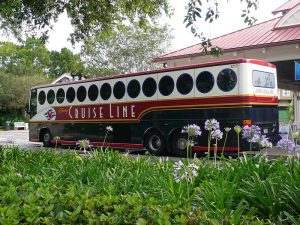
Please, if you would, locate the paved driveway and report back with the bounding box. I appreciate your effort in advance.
[0,130,42,149]
[0,130,294,158]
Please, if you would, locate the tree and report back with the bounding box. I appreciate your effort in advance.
[0,38,51,76]
[0,38,85,78]
[0,0,259,56]
[50,48,85,78]
[184,0,259,56]
[0,0,170,44]
[0,72,49,114]
[81,23,173,76]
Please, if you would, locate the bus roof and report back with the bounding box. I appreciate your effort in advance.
[32,58,276,90]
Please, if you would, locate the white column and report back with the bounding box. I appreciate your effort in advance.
[293,91,300,131]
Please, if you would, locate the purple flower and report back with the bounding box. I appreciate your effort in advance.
[182,124,202,137]
[211,129,223,140]
[242,125,261,143]
[204,119,220,131]
[277,139,295,152]
[258,135,272,148]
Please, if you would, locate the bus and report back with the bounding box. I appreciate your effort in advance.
[27,58,280,156]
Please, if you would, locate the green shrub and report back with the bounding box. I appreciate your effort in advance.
[0,147,299,224]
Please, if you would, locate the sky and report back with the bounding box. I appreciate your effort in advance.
[2,0,288,54]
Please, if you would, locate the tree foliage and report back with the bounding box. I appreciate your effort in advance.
[0,38,84,78]
[0,0,170,44]
[81,23,173,76]
[0,38,84,114]
[50,48,84,78]
[0,72,49,114]
[0,38,51,76]
[184,0,259,56]
[0,0,261,56]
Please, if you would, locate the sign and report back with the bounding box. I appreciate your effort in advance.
[295,60,300,81]
[279,123,292,140]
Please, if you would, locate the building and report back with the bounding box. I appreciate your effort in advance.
[154,0,300,128]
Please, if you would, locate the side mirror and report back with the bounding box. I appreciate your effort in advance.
[25,103,30,114]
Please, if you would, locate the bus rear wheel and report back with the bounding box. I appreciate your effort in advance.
[41,130,53,147]
[145,131,166,156]
[171,132,188,157]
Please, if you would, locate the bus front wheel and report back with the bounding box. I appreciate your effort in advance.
[41,130,53,147]
[145,131,166,156]
[171,132,188,157]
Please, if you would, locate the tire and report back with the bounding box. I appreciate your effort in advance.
[144,131,166,155]
[171,131,189,157]
[41,129,53,147]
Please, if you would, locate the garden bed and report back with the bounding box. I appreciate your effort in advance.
[0,146,299,224]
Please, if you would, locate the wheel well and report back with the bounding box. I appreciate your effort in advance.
[168,128,182,142]
[143,128,163,147]
[39,128,50,142]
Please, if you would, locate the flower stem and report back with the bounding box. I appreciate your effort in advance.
[207,131,211,159]
[214,141,218,167]
[222,132,228,158]
[237,134,240,158]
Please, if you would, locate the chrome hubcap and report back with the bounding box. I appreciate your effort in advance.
[149,135,161,151]
[177,138,187,151]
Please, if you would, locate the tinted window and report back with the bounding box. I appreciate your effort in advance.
[30,89,37,117]
[47,89,55,104]
[177,73,193,95]
[159,75,174,96]
[77,86,87,102]
[127,79,141,98]
[100,83,111,100]
[142,77,157,97]
[252,71,275,88]
[56,88,65,104]
[88,84,99,101]
[113,81,126,99]
[66,87,75,103]
[196,71,214,93]
[38,90,46,105]
[217,68,237,92]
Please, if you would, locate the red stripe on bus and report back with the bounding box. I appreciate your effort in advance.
[193,146,239,152]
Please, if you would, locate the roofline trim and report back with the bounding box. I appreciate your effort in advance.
[274,3,300,29]
[154,40,300,62]
[153,17,281,62]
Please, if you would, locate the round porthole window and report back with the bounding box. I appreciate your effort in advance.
[38,91,46,105]
[47,89,55,104]
[113,81,125,99]
[66,87,75,103]
[159,75,174,96]
[176,73,193,95]
[127,79,140,98]
[142,77,157,97]
[196,71,214,93]
[100,83,111,100]
[217,68,237,92]
[88,84,99,101]
[77,86,87,102]
[56,88,65,104]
